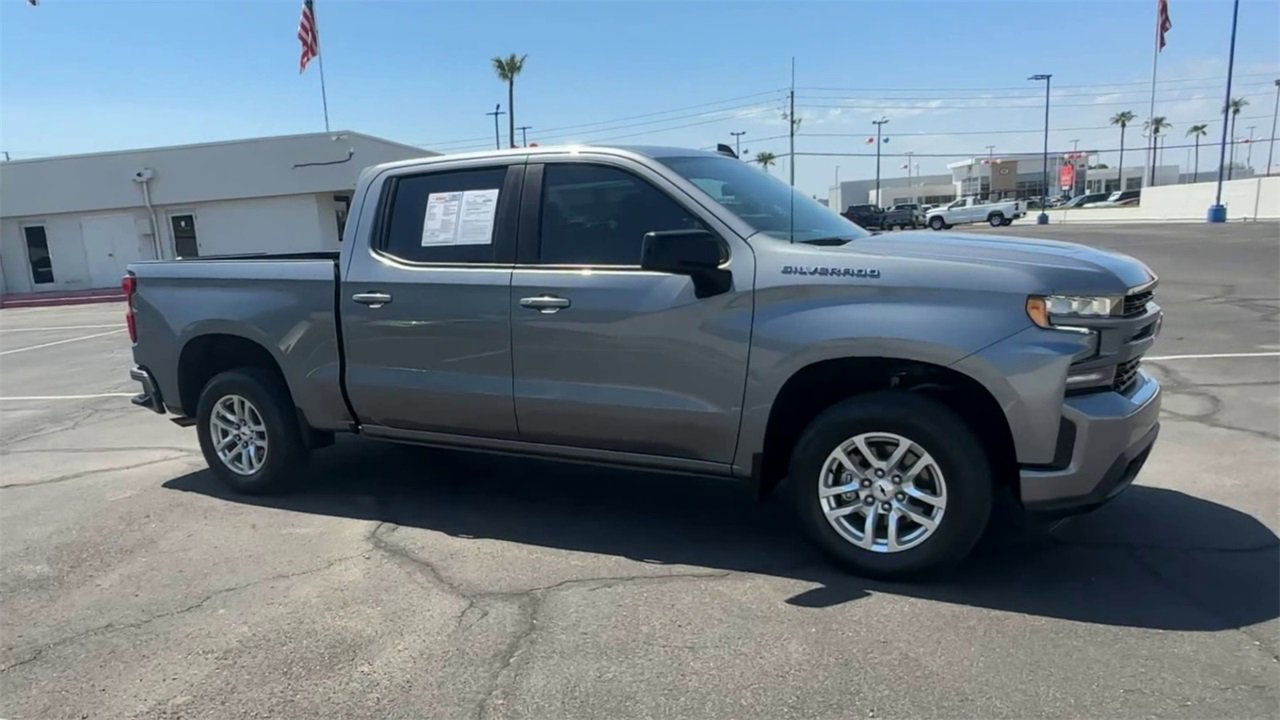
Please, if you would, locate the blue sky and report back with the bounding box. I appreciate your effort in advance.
[2,0,1277,197]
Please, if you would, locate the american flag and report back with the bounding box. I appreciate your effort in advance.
[297,0,320,73]
[1157,0,1172,51]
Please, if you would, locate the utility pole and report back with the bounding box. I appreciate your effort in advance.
[1071,139,1080,152]
[835,165,840,185]
[905,151,916,205]
[517,125,532,147]
[730,130,746,158]
[872,117,889,206]
[788,57,797,188]
[486,104,505,150]
[1245,125,1256,170]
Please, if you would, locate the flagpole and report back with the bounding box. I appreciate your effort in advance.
[313,1,331,132]
[1146,0,1160,187]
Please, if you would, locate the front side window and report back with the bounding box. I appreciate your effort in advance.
[383,167,508,263]
[539,164,702,266]
[660,155,869,244]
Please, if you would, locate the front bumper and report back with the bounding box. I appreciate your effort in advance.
[129,366,166,414]
[1020,370,1161,515]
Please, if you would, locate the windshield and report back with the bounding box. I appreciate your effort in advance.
[658,155,871,242]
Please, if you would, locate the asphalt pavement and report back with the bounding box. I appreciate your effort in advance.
[1,221,1277,719]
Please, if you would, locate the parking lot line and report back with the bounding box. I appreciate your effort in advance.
[1147,351,1280,361]
[0,393,136,401]
[0,329,124,356]
[0,324,123,333]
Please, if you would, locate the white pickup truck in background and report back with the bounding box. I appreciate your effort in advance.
[925,196,1025,230]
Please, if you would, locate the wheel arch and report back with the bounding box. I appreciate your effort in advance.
[177,332,293,419]
[752,356,1016,499]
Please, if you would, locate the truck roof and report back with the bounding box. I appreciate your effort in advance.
[369,144,723,174]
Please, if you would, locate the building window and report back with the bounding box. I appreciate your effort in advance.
[171,214,199,258]
[24,226,54,284]
[1126,177,1143,190]
[334,194,351,239]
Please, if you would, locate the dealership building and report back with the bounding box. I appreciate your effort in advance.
[0,132,433,296]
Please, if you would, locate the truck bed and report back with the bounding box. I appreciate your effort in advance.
[127,255,351,431]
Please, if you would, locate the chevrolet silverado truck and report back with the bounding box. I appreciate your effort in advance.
[126,145,1162,577]
[925,196,1026,230]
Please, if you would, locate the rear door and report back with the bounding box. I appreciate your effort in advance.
[508,156,753,466]
[341,159,524,438]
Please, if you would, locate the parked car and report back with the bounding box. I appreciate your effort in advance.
[1096,189,1141,207]
[1060,192,1110,209]
[126,145,1163,578]
[923,196,1026,229]
[883,204,924,230]
[841,204,886,230]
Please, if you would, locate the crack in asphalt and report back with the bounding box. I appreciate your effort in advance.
[0,551,368,674]
[363,518,731,720]
[1147,360,1280,442]
[0,454,195,490]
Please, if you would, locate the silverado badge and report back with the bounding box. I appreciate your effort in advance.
[782,266,881,279]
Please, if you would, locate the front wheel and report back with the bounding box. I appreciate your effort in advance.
[928,216,946,231]
[1000,218,1013,226]
[196,368,309,495]
[789,391,993,578]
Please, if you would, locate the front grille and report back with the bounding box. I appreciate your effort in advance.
[1122,289,1154,317]
[1113,357,1142,393]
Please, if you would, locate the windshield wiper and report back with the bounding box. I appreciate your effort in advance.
[796,236,857,246]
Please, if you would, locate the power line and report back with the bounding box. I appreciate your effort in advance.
[793,81,1278,102]
[793,71,1278,94]
[795,114,1273,138]
[795,136,1276,159]
[797,91,1275,111]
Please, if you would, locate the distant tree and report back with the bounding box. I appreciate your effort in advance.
[1110,110,1137,192]
[491,53,527,148]
[1186,124,1209,182]
[1225,97,1249,179]
[1144,116,1172,186]
[755,151,777,172]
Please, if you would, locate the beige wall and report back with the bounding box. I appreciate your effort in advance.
[1046,176,1279,223]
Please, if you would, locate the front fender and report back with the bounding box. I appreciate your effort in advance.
[732,287,1028,474]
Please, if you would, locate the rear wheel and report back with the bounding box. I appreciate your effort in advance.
[789,391,993,577]
[928,216,946,231]
[1000,218,1013,226]
[196,368,309,495]
[988,213,1005,227]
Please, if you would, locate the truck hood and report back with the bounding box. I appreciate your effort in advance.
[781,231,1155,293]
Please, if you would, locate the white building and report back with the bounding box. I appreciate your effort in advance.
[830,174,956,213]
[0,131,433,296]
[946,153,1180,199]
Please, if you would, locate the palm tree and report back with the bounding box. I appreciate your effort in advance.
[1143,116,1171,186]
[1225,97,1249,179]
[755,151,777,173]
[1186,124,1209,182]
[491,53,527,149]
[1109,111,1136,193]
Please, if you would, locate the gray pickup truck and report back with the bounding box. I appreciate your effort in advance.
[126,145,1162,577]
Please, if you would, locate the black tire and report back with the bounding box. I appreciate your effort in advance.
[1000,218,1013,226]
[988,213,1005,227]
[196,368,309,495]
[789,391,993,578]
[928,216,945,231]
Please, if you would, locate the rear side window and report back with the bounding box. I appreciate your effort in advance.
[382,167,509,263]
[539,164,702,266]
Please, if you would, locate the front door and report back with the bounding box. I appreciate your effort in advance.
[341,162,523,438]
[509,159,753,465]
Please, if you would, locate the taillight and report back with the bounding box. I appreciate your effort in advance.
[122,274,138,343]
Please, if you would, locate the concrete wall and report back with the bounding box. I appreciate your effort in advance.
[1045,176,1279,224]
[2,193,340,294]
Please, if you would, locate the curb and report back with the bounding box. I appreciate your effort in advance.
[0,294,126,309]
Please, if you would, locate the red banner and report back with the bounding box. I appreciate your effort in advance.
[1059,163,1076,190]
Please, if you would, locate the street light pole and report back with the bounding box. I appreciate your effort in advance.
[1029,73,1053,224]
[872,117,889,206]
[1209,0,1240,222]
[517,125,532,147]
[730,131,746,159]
[1264,79,1280,177]
[1245,125,1256,170]
[485,104,505,151]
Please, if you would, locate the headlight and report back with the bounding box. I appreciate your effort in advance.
[1026,294,1121,330]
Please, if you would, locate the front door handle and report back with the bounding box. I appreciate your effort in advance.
[352,292,392,308]
[520,295,571,314]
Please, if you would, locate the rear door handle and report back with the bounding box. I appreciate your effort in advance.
[520,295,571,314]
[352,292,392,308]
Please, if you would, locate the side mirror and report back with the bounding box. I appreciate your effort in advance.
[640,229,732,298]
